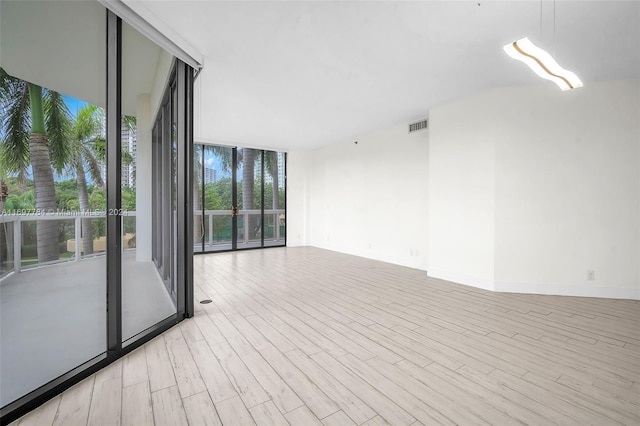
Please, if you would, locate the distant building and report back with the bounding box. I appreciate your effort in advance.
[204,167,217,184]
[260,153,285,187]
[121,121,137,188]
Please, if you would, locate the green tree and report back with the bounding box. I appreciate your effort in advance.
[68,105,104,254]
[241,148,255,209]
[1,68,72,262]
[210,147,259,238]
[204,183,222,209]
[55,183,78,211]
[88,189,106,238]
[212,177,234,207]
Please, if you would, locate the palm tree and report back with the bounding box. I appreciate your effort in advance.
[264,151,280,210]
[205,146,259,239]
[241,148,258,238]
[0,68,71,262]
[68,104,104,255]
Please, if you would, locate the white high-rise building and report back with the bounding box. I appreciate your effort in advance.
[204,167,216,184]
[121,121,137,188]
[259,153,285,186]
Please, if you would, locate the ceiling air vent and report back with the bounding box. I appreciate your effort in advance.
[409,119,428,133]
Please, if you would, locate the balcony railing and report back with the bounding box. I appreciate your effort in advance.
[0,209,285,279]
[196,209,286,246]
[0,211,134,279]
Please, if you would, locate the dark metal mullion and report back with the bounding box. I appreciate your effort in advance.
[185,63,195,317]
[176,62,185,315]
[162,99,171,282]
[151,126,157,265]
[231,148,238,250]
[182,64,195,318]
[260,150,265,248]
[106,10,122,354]
[176,61,193,318]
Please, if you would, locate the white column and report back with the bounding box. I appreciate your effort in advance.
[75,216,81,261]
[136,94,152,261]
[13,219,21,273]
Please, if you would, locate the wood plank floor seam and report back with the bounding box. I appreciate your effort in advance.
[13,247,640,426]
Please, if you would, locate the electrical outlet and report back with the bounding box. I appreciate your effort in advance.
[587,270,595,281]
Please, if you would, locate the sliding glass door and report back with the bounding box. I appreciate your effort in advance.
[194,145,286,252]
[0,4,194,423]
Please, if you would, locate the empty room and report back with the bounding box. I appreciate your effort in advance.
[0,0,638,425]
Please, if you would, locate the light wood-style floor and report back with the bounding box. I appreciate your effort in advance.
[13,247,640,425]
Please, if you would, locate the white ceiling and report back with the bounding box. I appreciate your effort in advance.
[128,0,639,151]
[4,1,638,151]
[0,1,165,116]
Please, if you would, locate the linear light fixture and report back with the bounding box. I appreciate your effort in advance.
[504,37,582,91]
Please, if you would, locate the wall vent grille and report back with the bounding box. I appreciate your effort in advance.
[408,119,428,133]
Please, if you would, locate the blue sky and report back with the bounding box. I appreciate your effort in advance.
[64,95,89,117]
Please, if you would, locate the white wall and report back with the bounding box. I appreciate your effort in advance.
[286,150,312,247]
[428,98,496,290]
[429,79,639,299]
[289,122,429,270]
[135,95,152,262]
[149,49,175,119]
[290,79,639,299]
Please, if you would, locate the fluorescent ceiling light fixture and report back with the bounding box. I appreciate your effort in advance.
[504,37,582,91]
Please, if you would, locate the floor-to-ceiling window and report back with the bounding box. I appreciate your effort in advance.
[0,0,108,412]
[120,21,179,342]
[193,145,286,252]
[0,2,194,423]
[151,69,183,308]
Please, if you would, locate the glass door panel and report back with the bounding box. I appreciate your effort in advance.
[202,145,234,251]
[264,151,286,247]
[193,144,286,253]
[237,148,262,249]
[194,144,203,253]
[171,85,178,299]
[121,21,177,342]
[0,1,107,408]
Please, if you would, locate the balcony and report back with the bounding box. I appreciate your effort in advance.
[0,211,174,407]
[0,207,285,407]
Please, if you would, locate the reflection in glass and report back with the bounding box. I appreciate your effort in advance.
[239,148,261,249]
[121,21,176,342]
[264,151,286,246]
[203,146,233,251]
[0,0,106,406]
[194,145,203,252]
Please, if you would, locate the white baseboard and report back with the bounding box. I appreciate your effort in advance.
[494,281,640,300]
[427,269,495,292]
[427,269,639,300]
